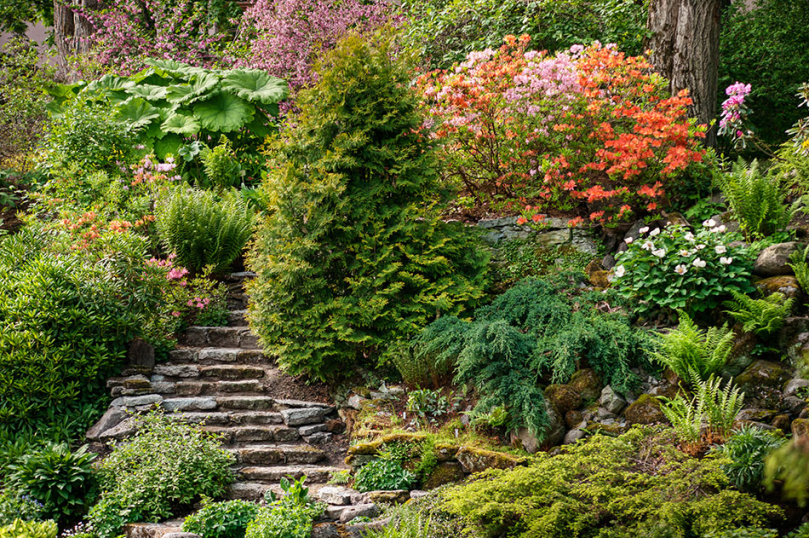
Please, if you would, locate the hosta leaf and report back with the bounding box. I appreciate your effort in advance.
[126,84,169,101]
[221,69,289,106]
[193,93,254,133]
[117,97,162,128]
[162,112,201,135]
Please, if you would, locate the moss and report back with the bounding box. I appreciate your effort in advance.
[423,462,466,489]
[544,384,582,414]
[348,432,428,456]
[624,394,666,425]
[455,446,528,474]
[435,443,460,462]
[569,369,602,401]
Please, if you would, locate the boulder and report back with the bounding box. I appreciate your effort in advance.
[563,429,587,445]
[455,446,526,474]
[422,462,465,489]
[624,394,666,425]
[544,384,583,414]
[339,504,379,524]
[772,414,792,431]
[569,369,602,401]
[99,417,139,441]
[86,407,128,440]
[511,400,565,452]
[281,407,331,426]
[737,409,778,423]
[565,410,584,429]
[784,378,809,398]
[318,486,363,506]
[127,338,155,370]
[367,490,411,504]
[792,418,809,437]
[589,271,611,289]
[599,386,627,415]
[755,276,802,301]
[753,242,800,277]
[735,360,793,409]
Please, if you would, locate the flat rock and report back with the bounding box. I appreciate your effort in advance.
[563,429,587,445]
[281,407,331,426]
[153,364,200,378]
[275,399,333,409]
[161,397,217,412]
[753,242,800,277]
[100,417,139,441]
[111,394,163,408]
[367,490,410,504]
[318,486,362,506]
[339,503,379,524]
[87,407,129,440]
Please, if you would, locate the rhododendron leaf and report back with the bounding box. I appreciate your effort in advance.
[117,97,162,128]
[221,69,289,106]
[162,112,201,135]
[154,134,183,160]
[126,84,169,101]
[192,93,254,133]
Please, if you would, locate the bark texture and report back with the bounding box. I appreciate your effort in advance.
[53,0,98,70]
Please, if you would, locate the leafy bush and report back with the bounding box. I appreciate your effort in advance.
[410,277,651,440]
[716,159,791,240]
[406,389,459,426]
[246,33,489,379]
[0,229,163,433]
[712,426,785,492]
[392,316,467,389]
[789,244,809,293]
[723,291,793,337]
[46,59,288,178]
[245,478,324,538]
[417,38,706,223]
[364,492,466,538]
[719,0,809,146]
[182,499,261,538]
[201,137,242,190]
[0,489,43,525]
[88,413,235,538]
[613,223,754,316]
[765,436,809,507]
[354,457,416,493]
[0,519,57,538]
[651,313,735,384]
[490,239,595,292]
[9,444,96,524]
[440,426,781,537]
[659,376,745,452]
[155,187,255,273]
[398,0,648,71]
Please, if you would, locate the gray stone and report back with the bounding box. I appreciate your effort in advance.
[599,386,627,415]
[511,400,564,452]
[299,424,327,436]
[318,486,360,506]
[324,506,347,521]
[151,382,177,394]
[477,217,518,229]
[410,490,429,500]
[344,520,390,538]
[597,407,617,419]
[153,364,200,378]
[783,396,807,415]
[164,534,201,538]
[99,416,139,441]
[127,338,155,370]
[110,394,163,408]
[312,523,341,538]
[161,397,217,412]
[784,378,809,397]
[571,229,598,255]
[753,242,801,277]
[536,229,570,247]
[347,394,367,410]
[281,407,330,426]
[602,254,616,270]
[86,407,128,440]
[563,429,587,445]
[339,504,379,524]
[276,399,334,409]
[305,432,333,444]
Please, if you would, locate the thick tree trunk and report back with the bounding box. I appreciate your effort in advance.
[53,0,97,71]
[646,0,726,145]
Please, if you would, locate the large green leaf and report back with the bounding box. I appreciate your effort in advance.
[126,84,169,101]
[192,93,254,133]
[221,69,289,106]
[145,58,207,80]
[161,112,201,135]
[166,73,220,105]
[87,75,135,94]
[154,134,184,160]
[116,97,162,129]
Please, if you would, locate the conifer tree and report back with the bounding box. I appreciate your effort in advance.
[246,32,489,378]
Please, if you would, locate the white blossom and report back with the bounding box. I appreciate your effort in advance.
[679,249,691,257]
[715,225,727,233]
[641,241,654,251]
[720,257,733,265]
[674,264,688,275]
[652,248,667,258]
[639,226,650,234]
[703,219,716,228]
[693,257,707,268]
[613,265,626,278]
[695,244,706,250]
[684,232,695,242]
[625,236,634,244]
[715,245,727,254]
[649,228,661,237]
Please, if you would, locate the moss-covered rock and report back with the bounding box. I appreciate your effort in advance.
[624,394,666,425]
[347,432,428,456]
[367,490,411,504]
[734,360,793,408]
[755,276,802,301]
[565,410,584,429]
[589,270,611,289]
[544,384,583,414]
[423,461,466,489]
[792,418,809,437]
[455,446,527,474]
[569,369,602,401]
[588,422,627,435]
[434,443,460,462]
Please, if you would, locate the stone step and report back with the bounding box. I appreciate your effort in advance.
[203,425,300,443]
[168,410,284,426]
[180,326,259,349]
[200,364,266,380]
[170,380,264,396]
[236,465,345,483]
[228,481,328,501]
[168,347,272,365]
[228,310,249,327]
[124,520,183,538]
[216,395,277,410]
[230,444,327,465]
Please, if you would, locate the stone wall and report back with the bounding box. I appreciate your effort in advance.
[476,216,598,255]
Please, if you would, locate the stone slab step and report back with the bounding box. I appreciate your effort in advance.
[167,410,284,426]
[230,444,327,465]
[236,465,345,483]
[228,481,327,501]
[180,326,259,349]
[168,347,272,365]
[172,380,264,396]
[160,397,217,412]
[124,520,184,538]
[203,425,300,443]
[216,396,277,410]
[200,364,266,380]
[228,310,248,327]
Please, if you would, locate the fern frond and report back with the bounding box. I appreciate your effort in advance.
[723,290,793,336]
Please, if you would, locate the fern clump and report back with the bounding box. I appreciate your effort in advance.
[651,313,735,384]
[245,33,489,379]
[723,291,793,337]
[201,137,242,190]
[788,244,809,294]
[155,187,255,273]
[717,158,792,239]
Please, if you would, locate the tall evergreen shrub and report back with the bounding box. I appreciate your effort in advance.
[246,33,489,378]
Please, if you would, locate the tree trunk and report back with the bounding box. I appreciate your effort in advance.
[52,0,97,71]
[646,0,726,145]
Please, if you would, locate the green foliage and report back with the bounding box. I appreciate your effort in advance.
[246,33,489,379]
[328,470,352,485]
[0,229,163,434]
[410,277,650,439]
[202,137,243,190]
[613,223,755,316]
[0,519,57,538]
[88,413,235,538]
[354,456,417,493]
[9,444,96,524]
[490,239,595,292]
[463,405,510,431]
[719,0,809,146]
[264,476,312,507]
[717,159,792,240]
[46,60,288,181]
[397,0,648,70]
[365,490,467,538]
[651,313,735,384]
[659,376,745,448]
[0,489,44,525]
[764,436,809,507]
[440,426,781,537]
[392,316,467,389]
[39,97,138,174]
[244,502,323,538]
[788,244,809,295]
[406,390,459,425]
[155,187,255,273]
[182,498,261,538]
[707,525,809,538]
[711,426,785,492]
[723,291,793,337]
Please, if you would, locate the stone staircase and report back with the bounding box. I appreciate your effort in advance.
[88,273,348,501]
